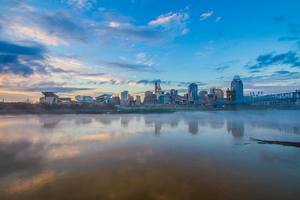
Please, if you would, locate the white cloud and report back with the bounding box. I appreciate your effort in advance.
[65,0,95,9]
[148,12,188,26]
[136,52,146,60]
[46,55,86,71]
[136,52,155,66]
[200,10,214,21]
[7,23,68,46]
[181,28,189,35]
[108,21,121,28]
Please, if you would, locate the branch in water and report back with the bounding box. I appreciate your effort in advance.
[250,138,300,148]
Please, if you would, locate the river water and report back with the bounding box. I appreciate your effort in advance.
[0,111,300,200]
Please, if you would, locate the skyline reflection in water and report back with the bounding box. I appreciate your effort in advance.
[0,111,300,200]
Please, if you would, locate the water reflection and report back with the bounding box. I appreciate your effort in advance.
[227,119,245,138]
[0,111,300,200]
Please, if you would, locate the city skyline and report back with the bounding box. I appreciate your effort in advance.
[1,0,300,101]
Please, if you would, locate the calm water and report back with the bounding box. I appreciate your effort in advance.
[0,111,300,200]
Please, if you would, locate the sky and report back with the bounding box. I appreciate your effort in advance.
[1,0,300,101]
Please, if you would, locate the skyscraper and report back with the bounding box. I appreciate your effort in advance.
[188,83,198,103]
[231,75,244,101]
[154,81,162,99]
[120,91,129,105]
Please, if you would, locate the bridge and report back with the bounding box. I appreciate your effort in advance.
[246,90,300,105]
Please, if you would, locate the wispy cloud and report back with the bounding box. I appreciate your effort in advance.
[200,10,214,21]
[99,60,159,73]
[136,79,170,85]
[216,65,230,71]
[63,0,95,9]
[243,70,300,93]
[215,17,222,23]
[246,51,300,72]
[1,6,88,46]
[177,81,206,87]
[148,11,188,26]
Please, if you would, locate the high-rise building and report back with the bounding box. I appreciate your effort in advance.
[154,81,162,99]
[226,88,234,101]
[188,83,198,103]
[120,91,129,105]
[144,91,157,104]
[159,93,170,104]
[198,90,208,104]
[170,89,178,104]
[231,75,244,101]
[136,96,141,105]
[210,88,224,99]
[128,95,134,105]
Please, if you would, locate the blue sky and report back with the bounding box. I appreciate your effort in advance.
[1,0,300,101]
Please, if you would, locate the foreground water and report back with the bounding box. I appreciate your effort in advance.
[0,111,300,200]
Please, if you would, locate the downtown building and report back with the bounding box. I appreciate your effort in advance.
[230,75,244,102]
[188,83,198,104]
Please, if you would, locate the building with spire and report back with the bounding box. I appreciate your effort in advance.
[231,75,244,101]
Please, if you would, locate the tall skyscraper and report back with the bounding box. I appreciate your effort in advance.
[231,75,244,101]
[188,83,198,103]
[154,81,162,99]
[120,91,129,105]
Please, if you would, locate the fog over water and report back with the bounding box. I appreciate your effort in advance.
[0,111,300,200]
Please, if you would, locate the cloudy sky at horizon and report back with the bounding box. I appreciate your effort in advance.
[1,0,300,101]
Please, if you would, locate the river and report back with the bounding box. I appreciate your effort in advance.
[0,111,300,200]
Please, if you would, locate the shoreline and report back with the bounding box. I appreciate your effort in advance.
[1,103,300,115]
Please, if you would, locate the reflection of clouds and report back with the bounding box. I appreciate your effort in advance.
[0,141,43,177]
[0,112,300,198]
[80,133,112,142]
[135,148,153,164]
[74,117,93,125]
[46,145,80,160]
[6,171,57,193]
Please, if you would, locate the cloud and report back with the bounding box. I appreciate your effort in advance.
[148,12,188,26]
[101,21,164,43]
[216,65,230,71]
[64,0,95,9]
[215,17,222,23]
[97,10,189,44]
[46,55,86,71]
[200,11,214,21]
[108,21,121,28]
[99,60,159,73]
[136,52,155,66]
[246,51,300,71]
[0,40,46,76]
[243,71,300,93]
[26,86,91,93]
[181,28,189,35]
[177,81,207,87]
[4,80,92,93]
[273,70,299,75]
[136,79,171,85]
[1,6,88,46]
